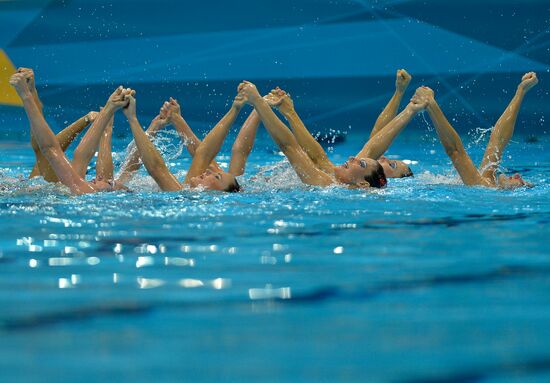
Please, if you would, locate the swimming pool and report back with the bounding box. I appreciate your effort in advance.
[1,126,549,382]
[2,0,550,381]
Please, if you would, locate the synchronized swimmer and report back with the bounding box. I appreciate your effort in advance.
[8,68,539,194]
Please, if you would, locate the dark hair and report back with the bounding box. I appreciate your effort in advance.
[224,177,241,193]
[401,167,414,178]
[364,162,387,188]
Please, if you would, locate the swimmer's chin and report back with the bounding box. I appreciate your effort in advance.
[189,176,200,188]
[188,177,208,191]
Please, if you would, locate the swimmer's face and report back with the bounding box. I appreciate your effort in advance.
[190,169,238,192]
[378,157,413,178]
[498,173,532,189]
[334,157,385,188]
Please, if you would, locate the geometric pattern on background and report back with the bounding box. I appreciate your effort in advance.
[0,0,548,136]
[0,49,22,106]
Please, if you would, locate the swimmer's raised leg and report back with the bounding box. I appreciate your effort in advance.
[29,112,97,181]
[479,72,538,181]
[355,69,415,178]
[240,82,332,186]
[123,96,183,191]
[356,97,424,160]
[369,69,411,138]
[19,67,52,179]
[162,98,223,172]
[71,87,133,178]
[17,68,96,181]
[416,87,489,186]
[19,68,45,176]
[264,88,334,174]
[166,97,262,176]
[10,73,94,194]
[184,91,246,183]
[95,114,115,181]
[164,98,202,158]
[17,68,43,113]
[228,110,261,176]
[116,109,169,185]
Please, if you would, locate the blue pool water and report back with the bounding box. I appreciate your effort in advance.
[1,1,549,380]
[0,122,549,382]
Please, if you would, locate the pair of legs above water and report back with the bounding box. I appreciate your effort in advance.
[11,69,134,194]
[415,72,538,189]
[20,68,99,183]
[123,86,261,192]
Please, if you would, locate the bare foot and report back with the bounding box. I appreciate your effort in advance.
[9,73,32,97]
[85,111,99,123]
[122,94,137,119]
[396,69,412,92]
[106,86,132,111]
[238,81,262,105]
[149,103,171,131]
[232,91,246,110]
[264,87,294,113]
[149,114,168,132]
[518,72,538,93]
[413,86,435,106]
[17,67,37,92]
[160,98,181,123]
[407,94,428,113]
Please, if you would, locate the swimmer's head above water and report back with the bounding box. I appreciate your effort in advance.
[497,173,533,189]
[334,156,387,189]
[378,156,413,178]
[189,166,241,193]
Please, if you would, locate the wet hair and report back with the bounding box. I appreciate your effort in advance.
[364,162,387,188]
[401,167,414,178]
[224,177,241,193]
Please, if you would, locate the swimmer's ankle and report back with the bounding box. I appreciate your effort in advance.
[515,87,526,97]
[18,91,34,100]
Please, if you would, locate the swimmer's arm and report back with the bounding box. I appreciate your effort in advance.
[279,107,334,173]
[357,105,416,160]
[116,118,165,185]
[125,106,182,191]
[185,104,241,183]
[426,101,487,186]
[370,69,411,138]
[253,99,333,186]
[228,109,261,176]
[95,115,114,181]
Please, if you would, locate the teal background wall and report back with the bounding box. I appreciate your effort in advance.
[0,0,548,138]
